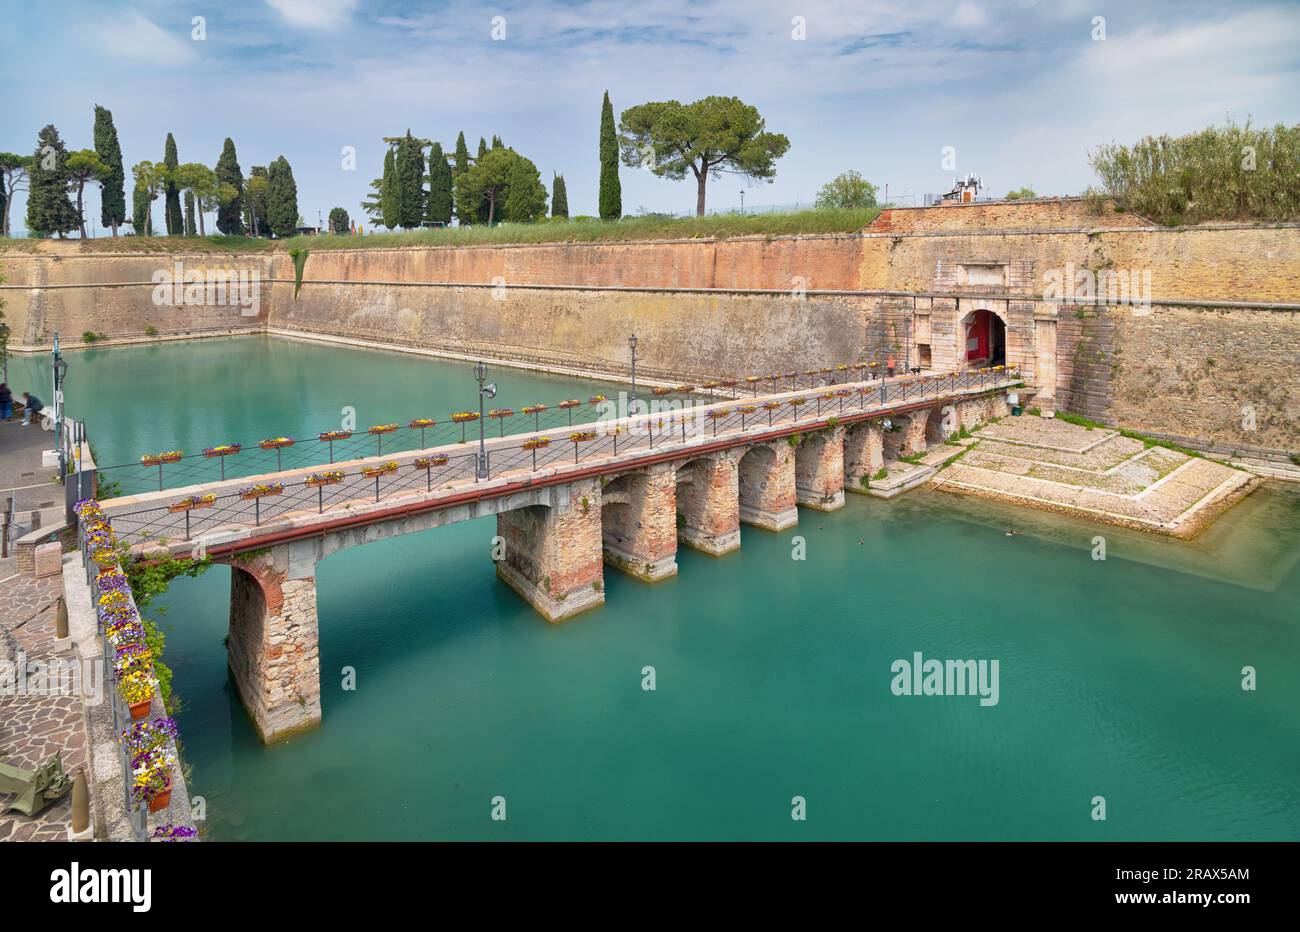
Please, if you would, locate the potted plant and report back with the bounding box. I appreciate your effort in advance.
[558,399,581,425]
[368,424,398,435]
[119,668,157,719]
[152,824,198,842]
[522,436,551,469]
[239,482,284,500]
[304,470,344,488]
[451,411,479,443]
[488,408,513,436]
[203,443,241,458]
[123,718,179,813]
[568,431,596,463]
[318,430,352,442]
[140,451,183,466]
[413,454,450,470]
[361,461,399,479]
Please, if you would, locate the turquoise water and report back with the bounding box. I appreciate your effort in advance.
[15,337,1300,840]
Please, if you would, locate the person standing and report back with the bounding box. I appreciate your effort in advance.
[0,383,12,421]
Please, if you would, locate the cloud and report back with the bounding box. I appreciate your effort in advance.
[97,10,197,65]
[266,0,358,30]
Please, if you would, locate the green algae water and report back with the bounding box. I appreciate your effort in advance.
[15,337,1300,840]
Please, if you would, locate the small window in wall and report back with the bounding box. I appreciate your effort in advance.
[918,343,932,368]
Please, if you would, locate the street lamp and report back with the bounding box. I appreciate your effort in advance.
[628,334,639,416]
[739,190,745,214]
[52,339,69,478]
[473,361,496,479]
[0,322,9,385]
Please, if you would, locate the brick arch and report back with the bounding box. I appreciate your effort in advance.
[957,306,1008,370]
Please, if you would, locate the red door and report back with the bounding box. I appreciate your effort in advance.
[965,311,989,362]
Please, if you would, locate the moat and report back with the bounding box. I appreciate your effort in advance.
[15,336,1300,840]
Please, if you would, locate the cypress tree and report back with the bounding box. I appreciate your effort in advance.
[599,90,621,220]
[26,124,77,238]
[552,173,569,219]
[163,133,182,235]
[183,189,197,236]
[266,155,298,237]
[478,137,488,159]
[453,132,473,225]
[93,105,126,236]
[214,138,244,234]
[396,130,425,228]
[476,138,490,223]
[491,134,503,149]
[427,142,453,225]
[380,147,399,230]
[131,181,150,235]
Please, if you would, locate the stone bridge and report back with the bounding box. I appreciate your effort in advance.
[98,369,1022,743]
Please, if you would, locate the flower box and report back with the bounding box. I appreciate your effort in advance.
[652,386,675,396]
[129,698,153,720]
[148,775,174,813]
[557,399,581,409]
[368,424,399,435]
[240,483,284,500]
[140,451,183,466]
[587,395,607,405]
[413,455,450,469]
[318,430,352,442]
[203,444,241,458]
[450,411,479,423]
[361,461,399,479]
[737,405,758,414]
[123,719,179,813]
[700,381,721,390]
[488,408,513,419]
[522,405,547,415]
[788,398,808,406]
[521,438,551,451]
[408,418,436,429]
[259,437,295,450]
[304,471,344,488]
[706,409,729,419]
[761,402,782,411]
[167,494,215,513]
[674,385,695,393]
[569,431,597,443]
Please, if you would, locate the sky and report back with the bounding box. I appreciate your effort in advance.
[2,0,1298,234]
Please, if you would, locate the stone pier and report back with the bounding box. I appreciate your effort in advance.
[675,454,741,555]
[844,421,885,494]
[737,441,798,531]
[495,477,605,621]
[600,465,679,582]
[795,426,846,511]
[226,544,322,745]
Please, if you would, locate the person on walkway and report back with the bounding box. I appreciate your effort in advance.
[886,354,896,378]
[0,383,12,421]
[20,391,43,426]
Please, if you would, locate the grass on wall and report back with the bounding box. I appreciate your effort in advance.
[2,207,882,254]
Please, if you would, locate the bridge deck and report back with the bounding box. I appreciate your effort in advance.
[100,370,1023,556]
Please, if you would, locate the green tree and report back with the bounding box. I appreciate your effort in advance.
[26,125,77,238]
[162,133,182,235]
[477,137,488,159]
[244,167,269,236]
[551,172,569,219]
[131,160,166,236]
[619,96,790,216]
[396,130,425,228]
[183,189,197,235]
[93,105,126,236]
[0,153,31,237]
[328,206,350,234]
[453,131,471,178]
[380,147,399,229]
[64,149,111,238]
[503,153,547,222]
[214,138,245,234]
[475,138,490,223]
[426,142,453,225]
[491,134,503,149]
[815,170,878,210]
[1004,187,1037,200]
[599,90,621,220]
[455,147,545,226]
[172,163,219,236]
[266,156,298,237]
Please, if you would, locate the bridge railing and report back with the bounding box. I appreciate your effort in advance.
[100,367,1021,546]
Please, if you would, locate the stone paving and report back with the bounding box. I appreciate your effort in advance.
[935,417,1257,537]
[0,573,89,842]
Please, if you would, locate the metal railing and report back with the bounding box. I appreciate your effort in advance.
[100,367,1021,547]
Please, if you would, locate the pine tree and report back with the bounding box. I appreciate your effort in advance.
[214,138,244,235]
[328,207,350,234]
[25,124,77,238]
[380,147,399,230]
[504,154,547,222]
[93,105,126,236]
[265,156,298,237]
[163,133,182,235]
[599,90,621,220]
[453,133,473,225]
[396,130,425,228]
[552,173,569,219]
[132,181,150,235]
[426,142,453,225]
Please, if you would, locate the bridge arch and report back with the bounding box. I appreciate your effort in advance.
[737,441,798,531]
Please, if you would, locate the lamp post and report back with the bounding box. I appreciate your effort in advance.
[473,361,495,479]
[52,334,69,479]
[0,322,9,385]
[739,190,745,214]
[628,333,638,416]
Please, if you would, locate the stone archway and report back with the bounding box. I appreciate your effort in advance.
[958,307,1007,369]
[737,442,798,531]
[600,466,678,582]
[674,454,740,555]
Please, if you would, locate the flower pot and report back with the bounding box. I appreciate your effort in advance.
[129,698,152,719]
[148,775,173,813]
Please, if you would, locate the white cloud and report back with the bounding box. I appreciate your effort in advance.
[266,0,359,30]
[97,10,197,65]
[952,3,988,28]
